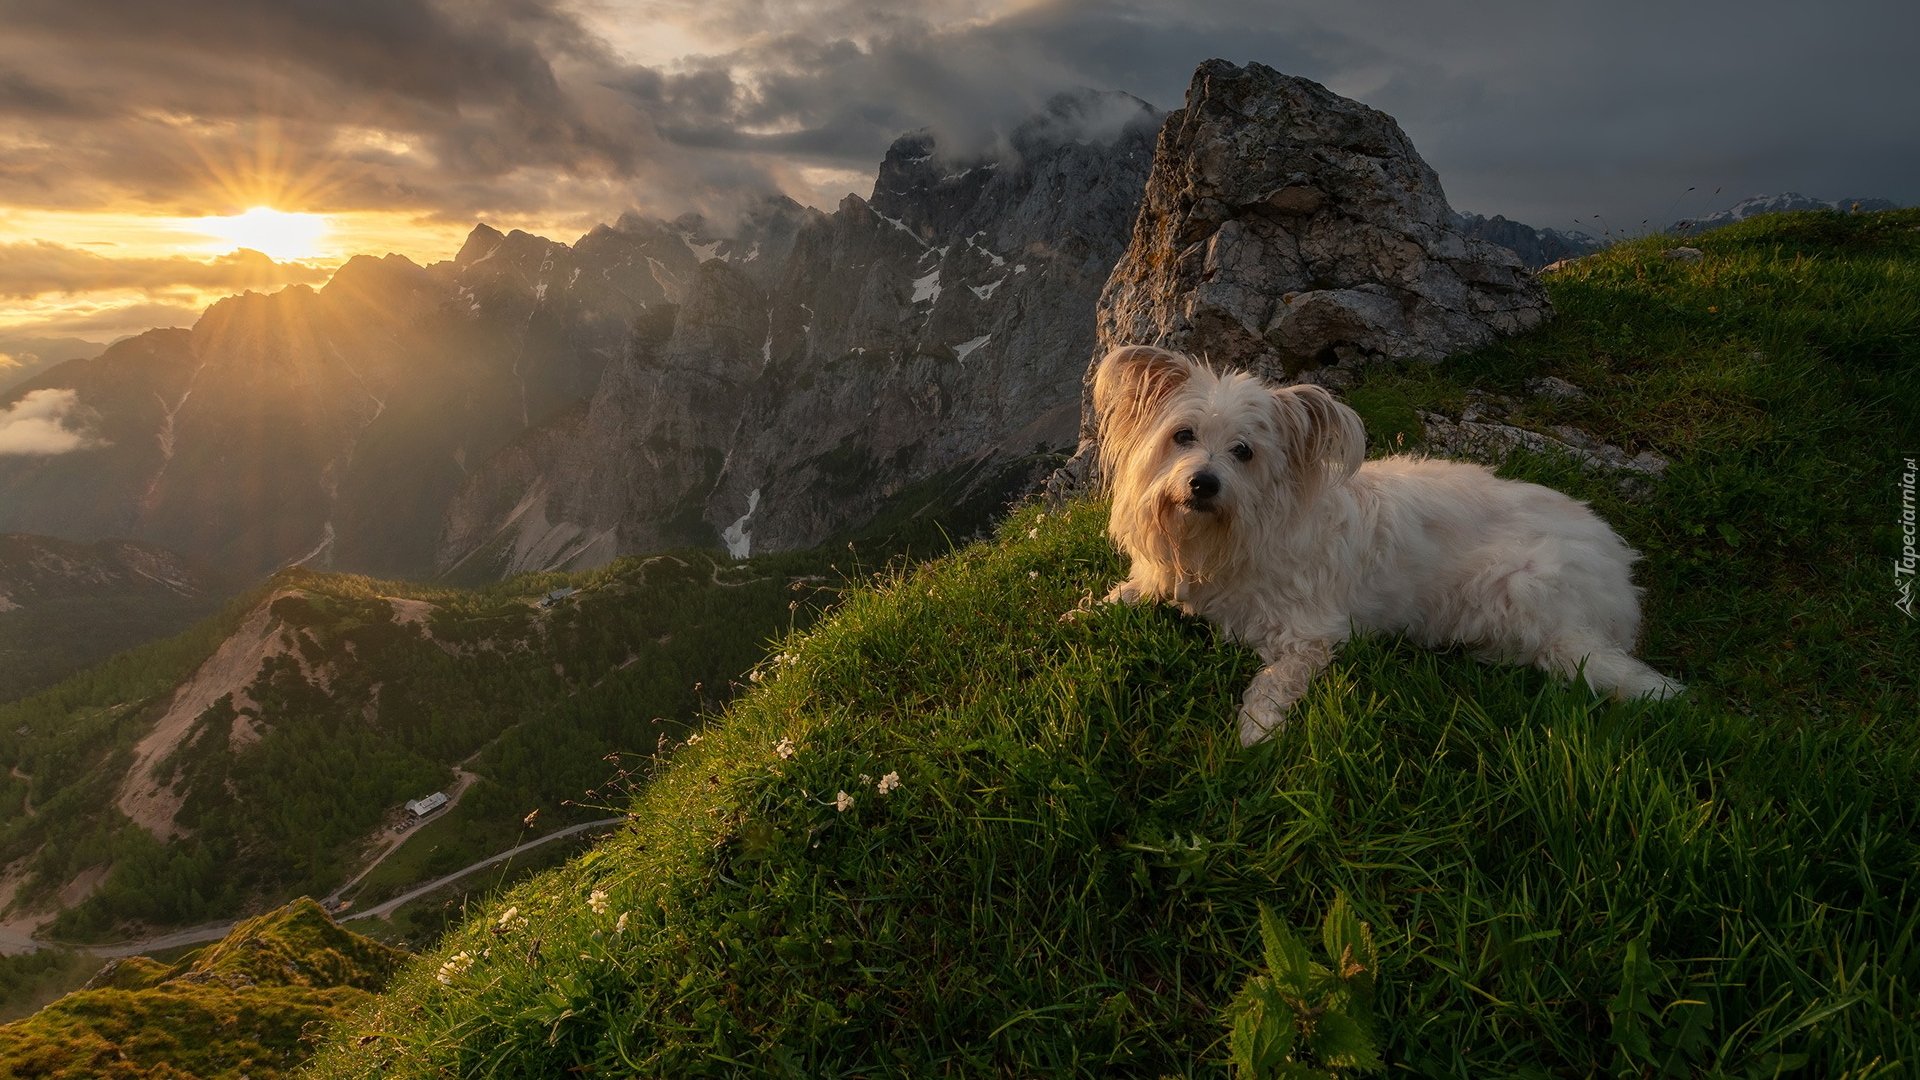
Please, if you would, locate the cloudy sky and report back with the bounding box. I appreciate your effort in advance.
[1,0,1913,350]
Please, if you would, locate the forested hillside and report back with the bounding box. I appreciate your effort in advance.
[0,545,829,940]
[0,449,1029,943]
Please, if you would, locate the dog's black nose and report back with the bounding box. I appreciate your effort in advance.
[1188,471,1221,500]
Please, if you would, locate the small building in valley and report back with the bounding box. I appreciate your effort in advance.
[538,587,578,608]
[406,792,449,819]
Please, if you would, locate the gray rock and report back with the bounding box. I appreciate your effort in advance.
[1524,376,1588,401]
[1092,59,1552,419]
[1662,247,1704,262]
[1418,410,1667,499]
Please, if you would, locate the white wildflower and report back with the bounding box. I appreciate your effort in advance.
[1028,570,1038,579]
[615,911,630,935]
[749,669,763,682]
[436,951,475,985]
[588,889,609,915]
[774,737,796,760]
[493,906,524,933]
[1028,528,1039,539]
[859,773,872,784]
[877,771,901,795]
[687,733,702,745]
[835,790,854,813]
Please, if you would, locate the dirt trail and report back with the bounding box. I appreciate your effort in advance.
[9,768,33,818]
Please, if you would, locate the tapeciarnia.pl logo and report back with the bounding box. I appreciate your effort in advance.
[1898,456,1917,618]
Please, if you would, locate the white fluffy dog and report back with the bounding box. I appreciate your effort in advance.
[1093,344,1683,745]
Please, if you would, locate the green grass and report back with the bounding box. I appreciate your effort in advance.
[304,210,1919,1078]
[307,502,1917,1078]
[0,898,403,1079]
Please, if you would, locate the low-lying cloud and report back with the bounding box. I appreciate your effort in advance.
[0,243,330,299]
[0,388,107,455]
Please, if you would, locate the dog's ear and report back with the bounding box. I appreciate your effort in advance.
[1271,384,1365,491]
[1093,345,1196,449]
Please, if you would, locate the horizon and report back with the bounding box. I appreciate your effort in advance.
[2,0,1914,349]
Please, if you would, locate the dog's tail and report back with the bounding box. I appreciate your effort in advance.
[1547,639,1685,702]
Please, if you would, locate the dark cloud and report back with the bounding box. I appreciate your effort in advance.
[0,0,1911,242]
[616,0,1919,229]
[0,242,330,299]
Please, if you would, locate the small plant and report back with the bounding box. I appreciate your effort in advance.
[1227,896,1385,1079]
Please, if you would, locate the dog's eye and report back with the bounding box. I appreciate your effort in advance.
[1230,443,1253,462]
[1172,428,1196,446]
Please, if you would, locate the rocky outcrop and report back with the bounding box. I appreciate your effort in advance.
[436,90,1163,575]
[1093,60,1552,411]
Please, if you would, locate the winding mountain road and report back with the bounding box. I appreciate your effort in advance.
[7,817,624,959]
[341,816,622,923]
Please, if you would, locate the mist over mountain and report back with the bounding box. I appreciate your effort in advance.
[0,214,721,578]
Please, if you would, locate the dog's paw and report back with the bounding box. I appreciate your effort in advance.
[1237,700,1287,746]
[1236,695,1291,746]
[1102,580,1146,605]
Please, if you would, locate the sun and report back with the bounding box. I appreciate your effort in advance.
[184,206,332,261]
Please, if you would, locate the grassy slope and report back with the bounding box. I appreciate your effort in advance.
[309,211,1920,1079]
[0,898,402,1080]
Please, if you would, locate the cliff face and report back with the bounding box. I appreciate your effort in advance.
[1093,60,1552,407]
[435,90,1162,574]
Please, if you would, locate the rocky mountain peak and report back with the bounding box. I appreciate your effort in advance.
[1094,59,1551,399]
[452,222,507,266]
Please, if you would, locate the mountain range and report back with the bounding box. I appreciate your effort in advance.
[15,95,1876,588]
[0,91,1161,585]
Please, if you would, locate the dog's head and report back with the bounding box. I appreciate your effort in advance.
[1093,344,1364,586]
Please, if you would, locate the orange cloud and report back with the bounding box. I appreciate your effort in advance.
[0,242,330,299]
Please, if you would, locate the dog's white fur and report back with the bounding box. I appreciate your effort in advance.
[1094,344,1683,745]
